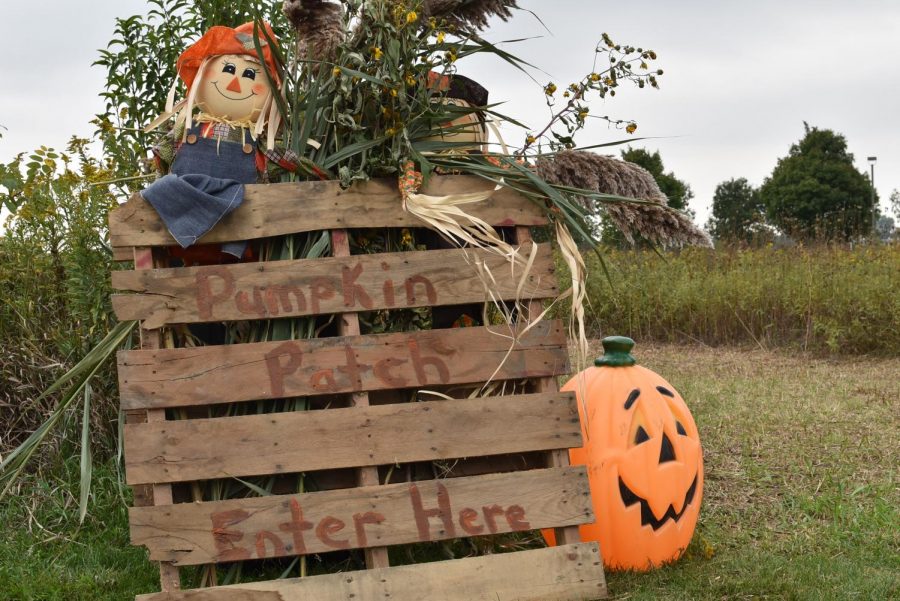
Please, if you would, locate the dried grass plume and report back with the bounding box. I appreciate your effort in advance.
[423,0,519,31]
[537,150,712,248]
[283,0,345,61]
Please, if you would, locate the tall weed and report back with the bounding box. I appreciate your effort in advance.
[582,243,900,355]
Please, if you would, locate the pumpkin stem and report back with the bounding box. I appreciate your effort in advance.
[595,336,636,367]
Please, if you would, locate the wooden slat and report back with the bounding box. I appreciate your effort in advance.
[124,391,581,485]
[114,246,135,262]
[131,466,592,565]
[109,176,547,249]
[331,227,390,569]
[516,225,585,550]
[135,542,606,601]
[132,247,182,592]
[111,245,557,327]
[117,320,569,410]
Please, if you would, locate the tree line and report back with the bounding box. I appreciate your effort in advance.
[622,123,895,245]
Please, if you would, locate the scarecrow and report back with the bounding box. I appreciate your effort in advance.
[143,21,299,264]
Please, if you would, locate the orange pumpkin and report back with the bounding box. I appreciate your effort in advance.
[544,336,703,571]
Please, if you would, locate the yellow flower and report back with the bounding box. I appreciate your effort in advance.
[525,134,536,145]
[563,91,571,98]
[578,110,589,120]
[390,88,398,97]
[385,127,397,137]
[626,122,637,134]
[436,31,445,44]
[544,82,557,95]
[406,73,417,87]
[406,11,418,24]
[332,66,341,77]
[372,47,383,60]
[590,73,600,82]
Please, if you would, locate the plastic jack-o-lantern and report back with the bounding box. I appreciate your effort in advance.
[544,336,703,571]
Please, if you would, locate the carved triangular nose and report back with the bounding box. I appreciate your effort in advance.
[659,432,676,464]
[226,76,243,93]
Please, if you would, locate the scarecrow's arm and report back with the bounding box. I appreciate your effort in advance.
[150,121,185,175]
[263,143,330,181]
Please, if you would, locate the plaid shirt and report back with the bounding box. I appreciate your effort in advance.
[152,120,301,182]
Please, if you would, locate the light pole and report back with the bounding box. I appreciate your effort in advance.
[868,156,877,234]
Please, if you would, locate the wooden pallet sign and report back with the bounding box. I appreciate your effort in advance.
[110,175,607,600]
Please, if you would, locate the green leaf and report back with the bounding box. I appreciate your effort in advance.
[79,381,93,523]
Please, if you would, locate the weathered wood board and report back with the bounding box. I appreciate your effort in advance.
[135,542,606,601]
[111,244,557,327]
[118,320,569,410]
[124,392,581,485]
[109,176,547,250]
[130,466,592,565]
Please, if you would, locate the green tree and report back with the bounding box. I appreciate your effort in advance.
[620,147,695,216]
[759,123,875,241]
[706,177,768,244]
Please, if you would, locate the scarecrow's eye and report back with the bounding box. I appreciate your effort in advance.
[222,62,236,75]
[242,68,257,80]
[676,421,687,436]
[634,426,650,445]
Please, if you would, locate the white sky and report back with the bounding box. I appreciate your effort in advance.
[1,0,898,224]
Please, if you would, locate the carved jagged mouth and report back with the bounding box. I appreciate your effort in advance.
[618,474,698,531]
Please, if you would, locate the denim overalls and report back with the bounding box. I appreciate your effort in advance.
[142,124,258,256]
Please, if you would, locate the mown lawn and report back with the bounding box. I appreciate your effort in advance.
[1,343,897,600]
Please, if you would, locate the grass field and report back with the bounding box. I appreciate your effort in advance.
[1,342,897,600]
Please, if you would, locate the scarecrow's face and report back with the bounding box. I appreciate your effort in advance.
[195,54,271,121]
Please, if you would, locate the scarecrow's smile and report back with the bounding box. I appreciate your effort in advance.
[619,474,699,530]
[210,81,257,101]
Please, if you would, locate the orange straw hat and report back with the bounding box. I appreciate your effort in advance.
[177,21,280,90]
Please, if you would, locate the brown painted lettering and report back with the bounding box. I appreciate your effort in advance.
[265,342,303,397]
[311,369,338,392]
[352,511,386,547]
[404,275,437,305]
[316,516,350,549]
[235,288,266,315]
[265,285,307,316]
[382,279,395,307]
[458,507,484,535]
[505,504,530,531]
[336,345,370,390]
[210,509,251,561]
[373,357,408,388]
[309,277,336,314]
[409,483,455,542]
[255,530,286,559]
[278,498,314,555]
[482,504,506,534]
[196,267,235,319]
[407,339,450,385]
[342,263,374,310]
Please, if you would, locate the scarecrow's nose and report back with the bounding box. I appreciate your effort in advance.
[226,77,243,93]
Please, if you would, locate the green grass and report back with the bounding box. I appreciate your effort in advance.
[1,343,897,600]
[0,460,157,600]
[602,342,899,600]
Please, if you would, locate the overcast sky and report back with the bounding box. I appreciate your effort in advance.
[1,0,898,224]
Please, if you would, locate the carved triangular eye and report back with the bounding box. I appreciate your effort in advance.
[634,426,650,445]
[676,421,687,436]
